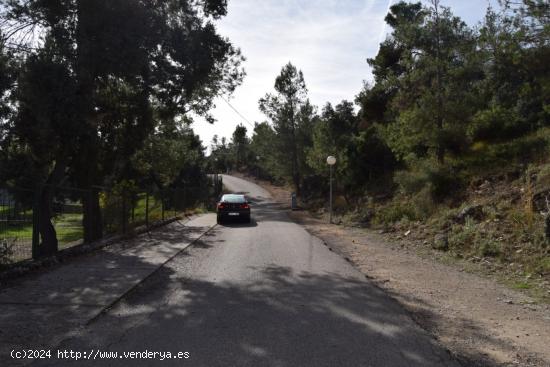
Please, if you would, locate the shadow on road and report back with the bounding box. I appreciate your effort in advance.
[12,181,528,367]
[44,260,467,367]
[0,220,211,367]
[217,218,258,228]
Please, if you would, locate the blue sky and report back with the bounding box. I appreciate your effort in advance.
[192,0,498,150]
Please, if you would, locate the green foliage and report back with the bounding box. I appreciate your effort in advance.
[249,122,282,181]
[210,124,253,173]
[477,238,501,257]
[306,101,395,199]
[464,130,549,173]
[539,257,550,273]
[258,63,316,194]
[374,199,419,225]
[468,106,522,142]
[0,38,14,123]
[395,159,463,202]
[385,3,480,164]
[230,124,250,168]
[209,135,232,173]
[512,282,532,290]
[447,221,475,251]
[1,0,244,246]
[307,101,356,179]
[410,186,437,219]
[354,0,550,216]
[131,126,207,189]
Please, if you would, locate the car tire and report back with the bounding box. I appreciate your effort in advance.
[217,215,222,224]
[244,215,251,223]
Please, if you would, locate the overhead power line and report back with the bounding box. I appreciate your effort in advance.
[220,96,254,128]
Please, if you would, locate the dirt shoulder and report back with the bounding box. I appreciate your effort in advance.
[236,172,550,367]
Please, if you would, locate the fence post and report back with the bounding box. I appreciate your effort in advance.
[145,191,149,227]
[31,186,41,259]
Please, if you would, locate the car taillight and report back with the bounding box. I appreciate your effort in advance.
[240,203,249,209]
[217,203,225,209]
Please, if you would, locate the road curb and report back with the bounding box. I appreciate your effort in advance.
[85,221,218,325]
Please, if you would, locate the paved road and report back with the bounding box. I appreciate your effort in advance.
[35,175,459,367]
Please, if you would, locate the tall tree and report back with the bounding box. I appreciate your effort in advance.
[0,36,12,123]
[231,124,249,168]
[2,0,244,251]
[210,134,231,173]
[249,122,278,180]
[358,2,426,127]
[307,101,356,177]
[132,125,207,189]
[259,62,314,195]
[11,43,79,254]
[0,33,19,187]
[382,1,480,163]
[308,101,395,199]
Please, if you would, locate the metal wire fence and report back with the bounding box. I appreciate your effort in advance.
[0,175,223,267]
[0,187,34,263]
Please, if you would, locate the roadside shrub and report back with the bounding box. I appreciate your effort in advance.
[374,200,418,225]
[428,166,463,202]
[429,206,459,230]
[411,186,437,220]
[448,219,502,258]
[531,163,550,192]
[476,238,501,257]
[538,257,550,274]
[448,218,477,254]
[394,167,428,195]
[345,196,376,225]
[462,129,550,178]
[493,135,548,164]
[395,160,464,203]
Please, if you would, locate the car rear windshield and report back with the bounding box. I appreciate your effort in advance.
[221,194,246,203]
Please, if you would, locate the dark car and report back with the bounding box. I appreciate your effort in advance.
[216,194,251,224]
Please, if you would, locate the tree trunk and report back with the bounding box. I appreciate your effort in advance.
[82,188,102,243]
[36,158,66,258]
[289,101,301,196]
[37,185,58,257]
[76,0,103,243]
[433,0,445,166]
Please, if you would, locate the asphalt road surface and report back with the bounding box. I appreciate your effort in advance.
[35,175,459,367]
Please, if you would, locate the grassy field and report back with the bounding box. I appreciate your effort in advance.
[0,213,84,245]
[0,212,84,263]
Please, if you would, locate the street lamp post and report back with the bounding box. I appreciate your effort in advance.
[256,155,260,179]
[326,156,336,223]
